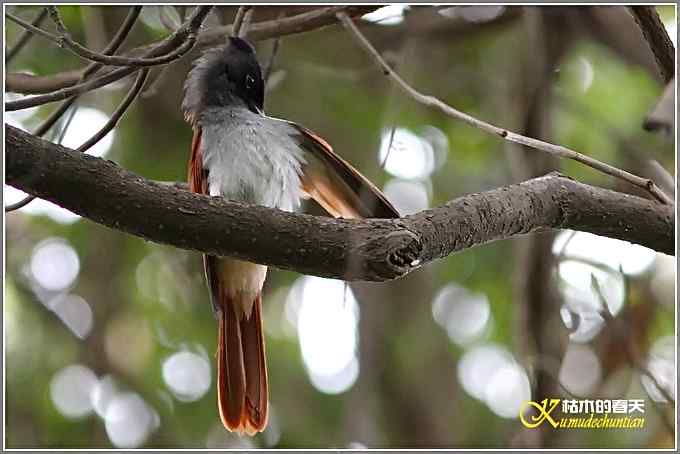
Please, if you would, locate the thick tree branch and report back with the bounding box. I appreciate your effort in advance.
[6,70,149,212]
[6,125,674,282]
[6,6,377,95]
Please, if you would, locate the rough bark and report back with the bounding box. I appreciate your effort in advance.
[6,125,675,283]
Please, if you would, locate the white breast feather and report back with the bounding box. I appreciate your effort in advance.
[199,108,306,212]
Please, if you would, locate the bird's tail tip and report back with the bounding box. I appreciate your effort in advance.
[216,292,268,436]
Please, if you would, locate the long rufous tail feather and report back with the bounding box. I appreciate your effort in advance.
[216,288,268,436]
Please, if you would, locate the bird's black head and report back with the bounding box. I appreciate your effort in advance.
[183,37,264,120]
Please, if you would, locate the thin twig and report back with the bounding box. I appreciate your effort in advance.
[159,6,180,32]
[7,66,136,111]
[46,6,197,67]
[7,6,377,95]
[5,6,212,111]
[176,6,187,22]
[7,5,145,213]
[56,102,78,143]
[7,70,149,213]
[140,66,170,98]
[96,6,143,57]
[555,95,675,203]
[6,7,48,63]
[231,6,252,37]
[33,6,143,137]
[5,191,37,212]
[77,69,149,152]
[336,12,673,205]
[380,126,397,169]
[647,160,675,198]
[238,8,255,38]
[554,230,577,263]
[5,11,59,44]
[263,26,283,86]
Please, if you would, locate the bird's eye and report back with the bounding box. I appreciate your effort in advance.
[245,74,255,89]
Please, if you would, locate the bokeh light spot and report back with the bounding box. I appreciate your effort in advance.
[30,238,80,291]
[47,294,93,339]
[641,336,675,402]
[61,107,115,158]
[458,344,530,418]
[458,343,513,401]
[484,363,531,418]
[104,392,159,448]
[432,283,491,346]
[363,5,408,25]
[378,128,435,180]
[50,364,98,418]
[162,350,211,402]
[295,277,359,394]
[383,179,429,215]
[559,343,602,396]
[553,230,656,276]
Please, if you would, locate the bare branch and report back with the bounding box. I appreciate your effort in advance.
[45,6,198,68]
[6,66,135,111]
[31,6,142,139]
[380,126,397,170]
[646,160,675,198]
[6,70,83,94]
[6,70,149,213]
[176,6,187,22]
[206,6,377,44]
[232,6,253,37]
[140,66,170,98]
[76,69,149,152]
[238,8,255,38]
[336,12,674,206]
[5,6,212,111]
[5,11,60,45]
[6,7,48,63]
[6,6,378,95]
[7,5,145,212]
[630,6,675,83]
[159,6,181,32]
[96,6,144,57]
[6,125,674,283]
[263,31,283,86]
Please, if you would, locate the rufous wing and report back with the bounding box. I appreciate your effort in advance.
[188,126,208,195]
[293,125,400,220]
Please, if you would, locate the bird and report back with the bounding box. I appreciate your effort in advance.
[182,36,399,436]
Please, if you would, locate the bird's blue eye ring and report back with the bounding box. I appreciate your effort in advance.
[245,74,255,89]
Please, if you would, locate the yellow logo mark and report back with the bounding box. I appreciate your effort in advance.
[520,398,560,429]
